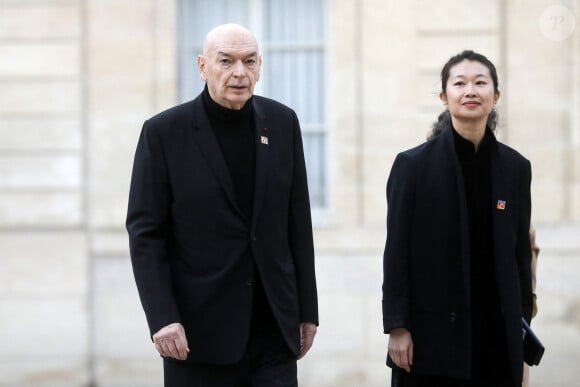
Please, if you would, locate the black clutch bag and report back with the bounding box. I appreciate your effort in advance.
[522,317,545,366]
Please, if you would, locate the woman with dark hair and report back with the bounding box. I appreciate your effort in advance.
[382,50,533,387]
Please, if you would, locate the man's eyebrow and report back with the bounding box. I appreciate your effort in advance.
[216,51,258,58]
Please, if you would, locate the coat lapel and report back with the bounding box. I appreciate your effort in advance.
[443,127,472,306]
[251,98,271,231]
[190,96,245,219]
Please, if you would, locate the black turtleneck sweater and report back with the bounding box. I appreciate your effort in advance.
[202,87,277,334]
[453,128,512,382]
[202,87,256,219]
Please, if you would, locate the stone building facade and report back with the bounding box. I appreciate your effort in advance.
[0,0,579,386]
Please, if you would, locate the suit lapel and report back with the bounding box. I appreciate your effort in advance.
[251,98,271,231]
[190,96,245,219]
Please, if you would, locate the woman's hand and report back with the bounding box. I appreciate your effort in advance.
[388,327,414,372]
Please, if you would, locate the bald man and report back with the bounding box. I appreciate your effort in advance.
[127,24,318,386]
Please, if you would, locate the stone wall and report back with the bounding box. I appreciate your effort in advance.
[0,1,89,385]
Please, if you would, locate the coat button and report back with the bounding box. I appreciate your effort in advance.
[449,312,457,322]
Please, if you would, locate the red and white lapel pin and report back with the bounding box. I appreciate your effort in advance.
[261,127,269,145]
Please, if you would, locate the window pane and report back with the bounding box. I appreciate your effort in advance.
[265,0,324,42]
[263,0,326,207]
[303,132,326,206]
[265,50,325,124]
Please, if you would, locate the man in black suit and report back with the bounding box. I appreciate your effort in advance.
[126,23,318,386]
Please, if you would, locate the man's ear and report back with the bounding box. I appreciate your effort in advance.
[197,55,207,81]
[255,55,263,82]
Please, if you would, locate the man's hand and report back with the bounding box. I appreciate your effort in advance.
[152,322,190,360]
[388,327,413,372]
[297,322,317,360]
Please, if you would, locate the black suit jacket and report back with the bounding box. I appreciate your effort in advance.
[126,93,318,364]
[382,125,532,382]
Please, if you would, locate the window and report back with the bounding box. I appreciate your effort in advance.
[178,0,328,210]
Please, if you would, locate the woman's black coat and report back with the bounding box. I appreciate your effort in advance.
[382,125,533,382]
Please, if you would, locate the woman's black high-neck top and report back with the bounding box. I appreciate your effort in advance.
[453,128,512,382]
[202,86,256,220]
